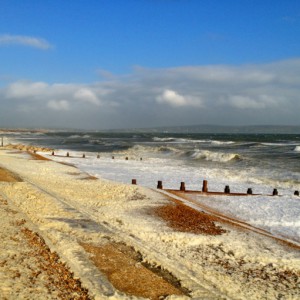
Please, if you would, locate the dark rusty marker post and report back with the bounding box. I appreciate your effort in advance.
[202,180,208,193]
[157,180,163,189]
[180,182,185,191]
[272,188,278,196]
[52,151,55,156]
[294,190,299,196]
[125,157,128,160]
[224,185,230,194]
[66,152,69,157]
[97,154,100,159]
[132,179,137,185]
[247,188,253,195]
[82,153,85,158]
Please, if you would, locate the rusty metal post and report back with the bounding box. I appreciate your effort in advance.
[132,179,137,185]
[52,151,55,156]
[66,152,69,157]
[294,190,299,196]
[125,157,128,160]
[140,157,143,161]
[112,156,114,159]
[180,182,185,191]
[224,185,230,194]
[272,188,278,196]
[97,154,100,159]
[157,181,163,189]
[82,153,85,158]
[247,188,253,195]
[202,180,208,192]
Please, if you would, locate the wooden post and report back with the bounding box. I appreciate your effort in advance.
[224,185,230,194]
[247,188,253,195]
[82,153,85,158]
[294,190,299,196]
[1,137,3,147]
[97,154,100,159]
[140,157,143,161]
[202,180,208,192]
[125,157,128,160]
[132,179,137,185]
[157,181,163,189]
[66,152,69,157]
[112,156,114,159]
[272,188,278,196]
[180,182,185,191]
[52,151,55,156]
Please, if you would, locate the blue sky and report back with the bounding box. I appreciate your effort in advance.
[0,0,300,129]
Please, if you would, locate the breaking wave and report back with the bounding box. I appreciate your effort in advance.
[188,149,240,162]
[294,146,300,152]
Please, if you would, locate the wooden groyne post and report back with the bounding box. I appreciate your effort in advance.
[224,185,230,194]
[272,188,278,196]
[202,180,208,192]
[180,182,185,191]
[132,179,137,185]
[157,181,163,189]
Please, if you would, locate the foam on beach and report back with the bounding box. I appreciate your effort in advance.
[0,149,300,299]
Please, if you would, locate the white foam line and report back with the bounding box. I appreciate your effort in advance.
[158,189,300,248]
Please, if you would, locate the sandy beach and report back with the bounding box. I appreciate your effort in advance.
[0,147,299,300]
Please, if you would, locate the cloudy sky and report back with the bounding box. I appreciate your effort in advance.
[1,0,300,130]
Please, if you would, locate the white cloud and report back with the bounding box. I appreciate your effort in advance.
[0,34,52,50]
[5,81,48,99]
[156,89,187,107]
[74,88,100,106]
[0,58,300,129]
[156,89,203,107]
[228,94,280,110]
[47,100,70,111]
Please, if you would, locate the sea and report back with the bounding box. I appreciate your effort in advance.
[5,130,300,197]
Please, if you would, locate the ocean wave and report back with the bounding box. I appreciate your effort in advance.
[153,137,214,144]
[67,134,91,139]
[114,144,184,156]
[188,149,240,162]
[294,146,300,152]
[211,140,235,145]
[153,137,176,142]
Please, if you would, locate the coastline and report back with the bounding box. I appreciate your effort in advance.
[0,148,299,299]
